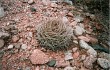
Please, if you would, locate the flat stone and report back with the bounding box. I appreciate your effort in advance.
[29,49,49,64]
[97,58,110,69]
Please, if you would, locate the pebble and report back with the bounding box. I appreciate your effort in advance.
[87,48,97,57]
[74,15,84,22]
[74,26,85,36]
[0,39,4,48]
[21,44,27,50]
[29,49,49,64]
[83,55,96,69]
[97,58,110,69]
[50,3,57,8]
[78,36,90,42]
[42,0,50,5]
[64,66,75,70]
[64,51,73,60]
[67,12,73,17]
[25,67,31,70]
[14,43,21,49]
[56,60,70,67]
[47,60,56,67]
[8,44,14,49]
[0,7,5,18]
[28,0,34,4]
[35,66,40,70]
[28,32,33,37]
[12,35,19,43]
[64,0,73,5]
[0,32,10,39]
[98,52,110,61]
[62,17,69,24]
[73,51,79,59]
[80,55,86,61]
[79,40,91,49]
[72,47,78,53]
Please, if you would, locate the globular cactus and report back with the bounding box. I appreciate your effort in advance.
[36,18,73,51]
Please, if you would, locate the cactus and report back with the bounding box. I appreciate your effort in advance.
[36,18,73,51]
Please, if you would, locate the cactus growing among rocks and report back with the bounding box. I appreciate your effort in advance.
[36,18,73,51]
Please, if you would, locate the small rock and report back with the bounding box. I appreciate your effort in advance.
[97,58,110,69]
[47,60,56,67]
[86,35,98,44]
[25,67,31,70]
[21,44,27,50]
[35,66,40,70]
[40,65,46,70]
[48,67,54,70]
[74,15,84,22]
[87,48,97,57]
[0,32,10,39]
[79,40,91,49]
[0,7,5,18]
[12,35,19,43]
[70,21,78,27]
[14,43,21,49]
[64,0,73,5]
[67,12,73,17]
[74,26,85,36]
[8,44,14,49]
[78,36,90,42]
[80,55,86,61]
[73,51,79,59]
[28,32,33,37]
[73,40,78,44]
[42,0,50,5]
[28,0,34,4]
[29,49,49,64]
[30,7,36,12]
[83,55,96,69]
[62,17,69,24]
[50,3,57,7]
[64,51,73,60]
[72,47,78,53]
[56,60,70,67]
[0,39,4,48]
[98,52,110,61]
[64,66,74,70]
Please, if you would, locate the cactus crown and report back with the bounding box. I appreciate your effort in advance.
[36,18,73,51]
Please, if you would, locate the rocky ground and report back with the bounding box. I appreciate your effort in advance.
[0,0,110,70]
